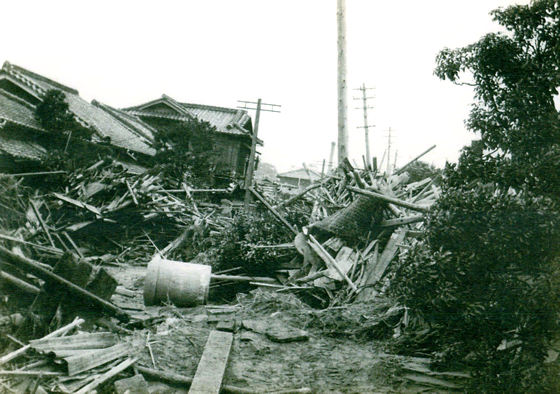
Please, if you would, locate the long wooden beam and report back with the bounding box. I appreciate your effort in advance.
[346,186,431,213]
[249,188,297,235]
[0,246,129,322]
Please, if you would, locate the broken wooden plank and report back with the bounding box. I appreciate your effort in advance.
[347,186,432,213]
[30,200,56,248]
[0,234,63,255]
[0,270,40,295]
[188,330,233,394]
[249,187,297,234]
[65,343,129,376]
[0,317,84,366]
[0,245,129,322]
[53,192,102,216]
[29,332,117,353]
[358,229,407,300]
[308,234,357,292]
[74,357,138,394]
[378,215,425,228]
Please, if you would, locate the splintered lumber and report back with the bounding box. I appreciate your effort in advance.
[346,186,432,213]
[29,332,117,353]
[0,371,63,377]
[379,215,425,228]
[0,234,63,255]
[188,330,233,394]
[0,318,84,366]
[308,234,357,292]
[359,230,407,300]
[65,343,130,376]
[53,192,102,216]
[0,245,129,322]
[75,357,138,394]
[0,270,40,294]
[30,201,56,248]
[249,188,298,235]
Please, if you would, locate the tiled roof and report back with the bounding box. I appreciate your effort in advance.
[1,62,156,156]
[123,95,254,138]
[0,89,44,131]
[92,101,156,142]
[278,168,322,181]
[0,134,46,161]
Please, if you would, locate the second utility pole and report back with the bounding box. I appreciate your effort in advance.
[237,99,281,209]
[354,83,375,169]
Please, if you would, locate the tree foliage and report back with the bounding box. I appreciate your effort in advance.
[391,2,560,392]
[434,0,560,159]
[35,89,93,142]
[152,118,219,186]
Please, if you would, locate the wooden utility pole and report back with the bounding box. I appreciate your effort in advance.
[354,83,375,169]
[337,0,349,164]
[237,99,281,209]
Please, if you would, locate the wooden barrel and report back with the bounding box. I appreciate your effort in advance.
[144,255,211,307]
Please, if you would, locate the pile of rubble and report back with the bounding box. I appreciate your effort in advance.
[0,148,445,392]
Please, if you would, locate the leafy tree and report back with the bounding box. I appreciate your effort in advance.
[35,89,93,142]
[434,0,560,193]
[391,2,560,392]
[152,118,219,187]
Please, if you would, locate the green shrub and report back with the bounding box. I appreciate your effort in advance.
[390,184,560,393]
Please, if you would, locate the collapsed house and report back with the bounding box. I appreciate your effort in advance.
[0,61,156,173]
[0,62,258,183]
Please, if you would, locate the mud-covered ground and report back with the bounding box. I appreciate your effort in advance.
[106,264,454,394]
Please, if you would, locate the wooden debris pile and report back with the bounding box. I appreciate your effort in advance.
[0,317,143,394]
[2,160,233,267]
[250,153,441,305]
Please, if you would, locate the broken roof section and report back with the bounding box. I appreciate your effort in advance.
[0,61,156,157]
[0,89,47,161]
[123,94,260,143]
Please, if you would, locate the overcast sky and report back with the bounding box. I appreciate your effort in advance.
[1,0,530,172]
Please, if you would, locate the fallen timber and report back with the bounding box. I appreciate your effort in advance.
[0,245,130,322]
[346,186,432,213]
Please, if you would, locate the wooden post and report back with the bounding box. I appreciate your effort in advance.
[244,99,262,209]
[337,0,348,163]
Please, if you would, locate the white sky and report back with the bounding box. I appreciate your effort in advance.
[0,0,530,172]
